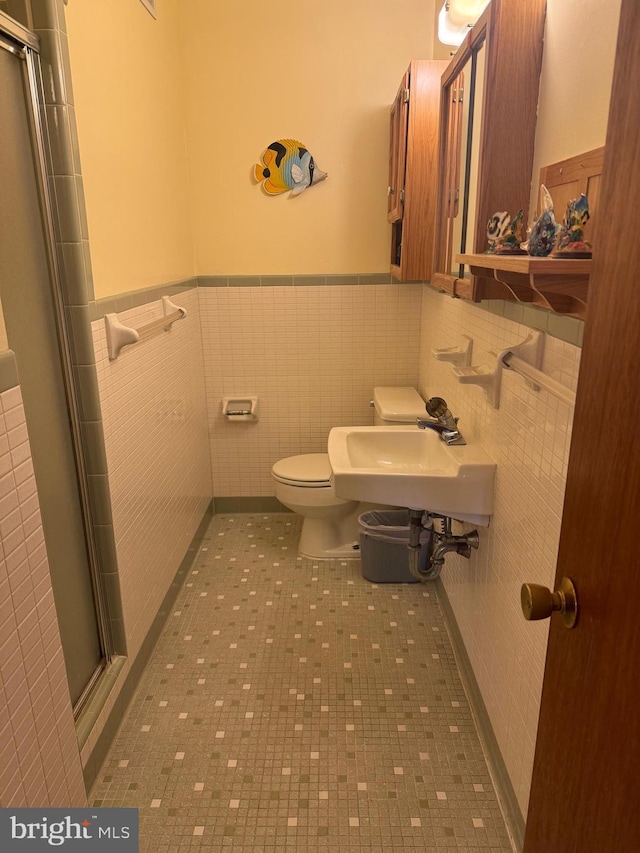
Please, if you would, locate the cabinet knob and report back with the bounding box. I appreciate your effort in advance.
[387,186,395,196]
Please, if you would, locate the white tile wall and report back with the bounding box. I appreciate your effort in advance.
[418,287,580,815]
[92,289,211,660]
[3,280,576,812]
[199,284,423,495]
[0,385,86,807]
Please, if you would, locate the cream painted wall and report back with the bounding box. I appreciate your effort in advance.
[528,0,621,215]
[62,0,621,286]
[432,2,454,62]
[179,0,436,275]
[65,0,194,298]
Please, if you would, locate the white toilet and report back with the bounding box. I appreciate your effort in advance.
[271,387,427,559]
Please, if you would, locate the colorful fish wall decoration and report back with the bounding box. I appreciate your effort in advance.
[254,139,327,196]
[485,210,526,254]
[526,185,560,257]
[486,211,510,253]
[554,193,592,257]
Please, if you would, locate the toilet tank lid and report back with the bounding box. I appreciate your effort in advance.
[373,386,426,422]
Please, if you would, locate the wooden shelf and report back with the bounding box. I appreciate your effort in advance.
[457,253,592,318]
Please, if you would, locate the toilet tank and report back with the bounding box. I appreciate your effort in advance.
[372,386,426,425]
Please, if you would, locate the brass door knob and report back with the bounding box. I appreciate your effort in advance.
[521,576,578,629]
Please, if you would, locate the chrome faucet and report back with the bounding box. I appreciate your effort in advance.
[417,396,466,446]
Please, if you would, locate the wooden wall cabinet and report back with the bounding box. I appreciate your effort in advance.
[431,0,547,297]
[388,59,448,282]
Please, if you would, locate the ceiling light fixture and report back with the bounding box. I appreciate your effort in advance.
[437,0,490,47]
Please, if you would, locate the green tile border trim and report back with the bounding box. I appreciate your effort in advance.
[430,286,584,347]
[435,577,525,852]
[0,350,19,393]
[260,275,294,287]
[86,269,583,346]
[82,500,214,795]
[197,275,232,288]
[213,496,291,514]
[486,297,583,345]
[196,273,408,288]
[358,273,393,285]
[89,274,417,310]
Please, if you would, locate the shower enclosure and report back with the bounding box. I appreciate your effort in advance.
[0,10,115,712]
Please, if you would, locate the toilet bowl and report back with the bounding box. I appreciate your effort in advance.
[272,387,427,560]
[272,454,362,559]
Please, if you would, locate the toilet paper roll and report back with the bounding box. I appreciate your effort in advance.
[222,397,259,421]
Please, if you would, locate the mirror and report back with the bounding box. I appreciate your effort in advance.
[447,41,486,279]
[431,0,546,298]
[460,42,485,273]
[433,10,490,295]
[445,67,466,277]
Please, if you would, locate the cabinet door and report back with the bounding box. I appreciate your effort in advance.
[387,72,409,223]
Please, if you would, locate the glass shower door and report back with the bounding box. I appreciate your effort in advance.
[0,22,105,709]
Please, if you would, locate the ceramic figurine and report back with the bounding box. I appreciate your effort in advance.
[553,193,592,257]
[485,211,510,253]
[254,138,327,196]
[525,185,560,257]
[492,209,526,255]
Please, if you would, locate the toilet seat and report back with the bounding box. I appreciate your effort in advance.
[271,453,332,488]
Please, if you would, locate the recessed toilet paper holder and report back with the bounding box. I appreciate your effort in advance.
[222,397,259,421]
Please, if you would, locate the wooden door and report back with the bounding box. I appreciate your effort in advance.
[524,2,640,849]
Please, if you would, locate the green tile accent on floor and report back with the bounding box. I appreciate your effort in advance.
[89,513,515,852]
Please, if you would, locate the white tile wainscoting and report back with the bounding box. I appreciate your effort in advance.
[418,287,580,816]
[0,384,86,807]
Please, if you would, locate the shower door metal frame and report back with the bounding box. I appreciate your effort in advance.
[0,11,115,712]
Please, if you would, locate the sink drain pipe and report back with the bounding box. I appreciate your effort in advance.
[408,509,429,579]
[408,510,480,582]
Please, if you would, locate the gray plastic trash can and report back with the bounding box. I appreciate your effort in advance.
[358,510,432,583]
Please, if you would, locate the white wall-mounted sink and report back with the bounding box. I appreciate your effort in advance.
[328,426,496,526]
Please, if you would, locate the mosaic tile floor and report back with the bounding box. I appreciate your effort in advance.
[91,514,514,851]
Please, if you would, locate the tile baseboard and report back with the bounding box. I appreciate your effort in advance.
[81,500,214,795]
[436,577,526,852]
[0,350,19,392]
[213,496,291,514]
